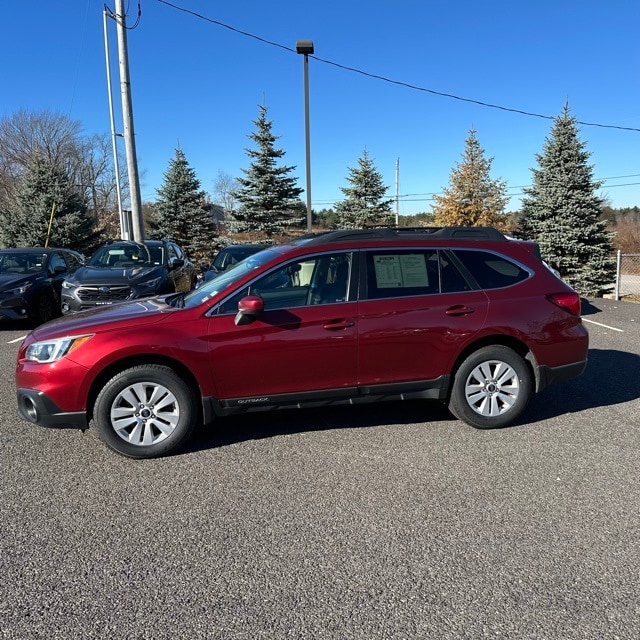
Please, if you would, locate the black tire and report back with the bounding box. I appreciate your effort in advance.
[449,345,532,429]
[93,365,197,458]
[36,294,55,324]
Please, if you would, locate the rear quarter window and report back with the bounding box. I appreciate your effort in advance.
[453,250,530,289]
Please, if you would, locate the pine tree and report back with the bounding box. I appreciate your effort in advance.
[0,153,91,249]
[153,148,216,262]
[334,149,394,229]
[432,128,509,230]
[229,105,304,239]
[518,105,615,297]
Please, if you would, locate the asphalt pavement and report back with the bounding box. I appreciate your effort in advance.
[1,299,639,639]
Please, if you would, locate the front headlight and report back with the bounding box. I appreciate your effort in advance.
[25,334,94,363]
[61,280,76,290]
[9,282,33,295]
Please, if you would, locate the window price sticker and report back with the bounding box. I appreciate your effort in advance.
[374,254,429,289]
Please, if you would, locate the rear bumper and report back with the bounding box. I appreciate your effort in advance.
[16,388,88,429]
[537,359,587,392]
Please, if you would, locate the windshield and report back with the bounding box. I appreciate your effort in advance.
[88,244,162,268]
[180,247,280,309]
[212,246,262,272]
[0,252,47,274]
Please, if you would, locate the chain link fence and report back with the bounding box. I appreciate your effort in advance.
[615,251,640,300]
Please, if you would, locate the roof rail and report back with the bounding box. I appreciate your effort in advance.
[106,239,140,245]
[299,226,507,245]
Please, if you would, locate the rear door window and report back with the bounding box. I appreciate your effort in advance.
[364,250,440,299]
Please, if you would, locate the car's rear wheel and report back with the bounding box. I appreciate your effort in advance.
[93,365,197,458]
[449,345,532,429]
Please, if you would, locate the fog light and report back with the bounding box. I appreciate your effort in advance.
[22,396,39,422]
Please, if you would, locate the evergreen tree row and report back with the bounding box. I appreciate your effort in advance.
[0,103,624,297]
[518,105,615,297]
[0,154,94,250]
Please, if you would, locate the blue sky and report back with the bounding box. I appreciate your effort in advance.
[3,0,639,215]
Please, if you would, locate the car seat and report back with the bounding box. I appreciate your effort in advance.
[318,260,350,304]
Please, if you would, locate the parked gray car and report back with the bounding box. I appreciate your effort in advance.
[61,239,197,314]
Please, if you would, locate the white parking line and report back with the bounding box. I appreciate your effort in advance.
[7,335,27,344]
[583,318,624,332]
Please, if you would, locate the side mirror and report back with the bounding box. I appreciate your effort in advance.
[168,257,185,270]
[53,265,67,275]
[200,263,210,272]
[234,295,264,326]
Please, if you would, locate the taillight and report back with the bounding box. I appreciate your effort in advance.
[546,291,581,316]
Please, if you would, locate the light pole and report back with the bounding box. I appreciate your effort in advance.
[296,39,314,233]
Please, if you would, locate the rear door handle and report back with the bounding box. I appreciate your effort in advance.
[445,305,475,316]
[323,319,355,330]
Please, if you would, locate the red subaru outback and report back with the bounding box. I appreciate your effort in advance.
[16,227,588,458]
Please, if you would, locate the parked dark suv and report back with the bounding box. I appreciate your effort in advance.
[16,227,588,459]
[60,239,197,314]
[197,244,264,287]
[0,248,84,324]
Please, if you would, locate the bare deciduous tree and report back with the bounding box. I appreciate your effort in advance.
[214,169,239,217]
[0,109,128,248]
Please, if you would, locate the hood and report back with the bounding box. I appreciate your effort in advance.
[32,297,174,340]
[66,265,161,286]
[0,273,38,290]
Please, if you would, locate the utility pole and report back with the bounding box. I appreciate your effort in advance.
[102,8,126,239]
[395,158,400,227]
[114,0,144,242]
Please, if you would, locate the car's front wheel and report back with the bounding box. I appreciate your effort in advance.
[449,345,532,429]
[93,365,197,458]
[36,294,55,324]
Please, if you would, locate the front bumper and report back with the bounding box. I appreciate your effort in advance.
[16,388,88,429]
[61,286,161,315]
[0,295,32,321]
[61,290,133,315]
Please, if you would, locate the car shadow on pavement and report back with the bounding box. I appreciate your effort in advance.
[0,317,59,333]
[0,318,34,332]
[185,399,455,454]
[523,348,640,422]
[185,347,640,454]
[581,299,603,316]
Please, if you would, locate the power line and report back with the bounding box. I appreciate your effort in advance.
[311,180,640,207]
[156,0,640,133]
[399,175,640,198]
[105,1,142,29]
